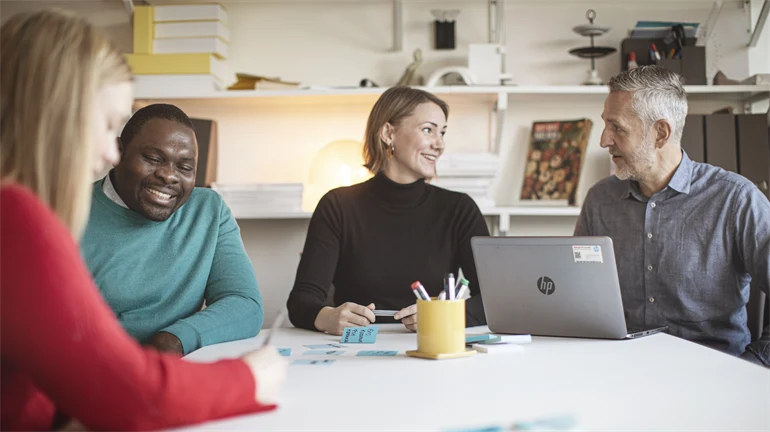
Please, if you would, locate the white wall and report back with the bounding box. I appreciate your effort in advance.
[3,0,768,326]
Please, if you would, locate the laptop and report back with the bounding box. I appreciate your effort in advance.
[471,236,667,340]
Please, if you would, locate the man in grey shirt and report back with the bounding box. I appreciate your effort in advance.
[575,66,769,367]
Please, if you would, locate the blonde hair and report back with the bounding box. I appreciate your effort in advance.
[363,86,448,174]
[1,9,132,239]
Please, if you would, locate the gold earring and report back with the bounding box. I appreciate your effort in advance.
[387,142,395,158]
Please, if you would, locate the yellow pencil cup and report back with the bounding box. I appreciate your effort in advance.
[406,298,475,360]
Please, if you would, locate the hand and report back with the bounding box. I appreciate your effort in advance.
[242,347,288,405]
[314,302,375,336]
[148,331,184,356]
[394,304,417,332]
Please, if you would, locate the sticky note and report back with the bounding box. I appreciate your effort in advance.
[303,350,345,356]
[445,426,504,432]
[304,343,344,349]
[357,350,398,356]
[278,348,291,356]
[293,359,336,366]
[465,334,501,344]
[340,326,378,343]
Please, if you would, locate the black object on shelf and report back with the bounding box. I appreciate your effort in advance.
[432,9,459,50]
[569,9,616,85]
[620,37,706,84]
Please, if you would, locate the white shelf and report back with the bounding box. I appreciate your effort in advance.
[232,206,579,237]
[231,206,580,220]
[135,84,770,104]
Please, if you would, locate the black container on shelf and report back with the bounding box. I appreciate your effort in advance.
[620,37,706,85]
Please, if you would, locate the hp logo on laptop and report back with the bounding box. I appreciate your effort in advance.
[537,276,555,295]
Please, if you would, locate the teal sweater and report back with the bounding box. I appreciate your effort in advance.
[81,178,263,354]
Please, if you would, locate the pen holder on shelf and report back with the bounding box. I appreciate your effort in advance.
[620,38,706,85]
[405,298,476,360]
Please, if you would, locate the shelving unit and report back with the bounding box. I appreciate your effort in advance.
[227,205,582,235]
[137,83,770,235]
[135,84,770,104]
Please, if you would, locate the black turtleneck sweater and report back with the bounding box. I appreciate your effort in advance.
[287,172,490,330]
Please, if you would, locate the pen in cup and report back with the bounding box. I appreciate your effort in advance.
[411,281,431,301]
[444,273,455,300]
[455,278,469,299]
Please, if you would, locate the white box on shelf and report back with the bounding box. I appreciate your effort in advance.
[153,4,228,24]
[154,37,228,59]
[468,44,504,85]
[155,21,230,41]
[133,75,224,98]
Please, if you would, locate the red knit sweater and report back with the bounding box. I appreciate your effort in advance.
[0,184,274,431]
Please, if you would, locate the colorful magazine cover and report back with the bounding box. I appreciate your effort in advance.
[520,119,593,205]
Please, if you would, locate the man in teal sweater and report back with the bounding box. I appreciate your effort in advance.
[81,104,263,355]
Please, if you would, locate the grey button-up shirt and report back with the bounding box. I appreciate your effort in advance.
[575,151,770,365]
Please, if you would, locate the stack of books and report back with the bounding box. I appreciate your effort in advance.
[211,183,304,217]
[127,4,231,96]
[434,152,500,209]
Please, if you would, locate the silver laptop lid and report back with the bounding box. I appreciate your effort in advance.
[471,236,629,339]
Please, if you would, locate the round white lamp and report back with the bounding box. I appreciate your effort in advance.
[305,140,372,210]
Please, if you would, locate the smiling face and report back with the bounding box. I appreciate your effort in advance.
[381,102,447,183]
[113,118,198,221]
[600,91,656,182]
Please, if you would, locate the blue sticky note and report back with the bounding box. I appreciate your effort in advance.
[340,326,378,343]
[513,415,577,431]
[278,348,291,357]
[303,350,345,356]
[357,350,398,356]
[445,426,504,432]
[293,359,336,366]
[304,344,344,349]
[465,334,501,344]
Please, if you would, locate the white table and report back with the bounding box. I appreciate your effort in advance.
[183,324,770,431]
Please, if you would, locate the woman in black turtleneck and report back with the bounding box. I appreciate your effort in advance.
[287,86,489,335]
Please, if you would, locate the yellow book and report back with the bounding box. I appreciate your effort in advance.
[132,6,154,55]
[125,54,227,82]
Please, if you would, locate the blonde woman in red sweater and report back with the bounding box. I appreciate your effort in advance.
[0,9,287,431]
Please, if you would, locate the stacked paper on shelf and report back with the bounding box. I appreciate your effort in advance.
[434,152,499,208]
[212,183,303,216]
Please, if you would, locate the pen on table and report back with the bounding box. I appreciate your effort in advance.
[444,272,455,300]
[261,308,287,348]
[411,281,431,301]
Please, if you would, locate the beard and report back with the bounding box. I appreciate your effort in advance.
[613,135,656,182]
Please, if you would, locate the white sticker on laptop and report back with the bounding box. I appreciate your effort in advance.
[572,245,603,263]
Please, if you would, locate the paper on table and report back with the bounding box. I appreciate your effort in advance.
[340,326,378,343]
[293,359,336,366]
[303,350,345,356]
[304,343,345,349]
[471,343,524,354]
[357,350,398,356]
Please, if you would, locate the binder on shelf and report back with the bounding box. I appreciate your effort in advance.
[736,114,770,197]
[132,6,154,55]
[681,114,705,163]
[704,114,738,173]
[190,118,218,187]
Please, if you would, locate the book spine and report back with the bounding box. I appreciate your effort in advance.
[133,6,154,55]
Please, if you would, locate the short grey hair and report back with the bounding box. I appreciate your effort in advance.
[608,65,688,143]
